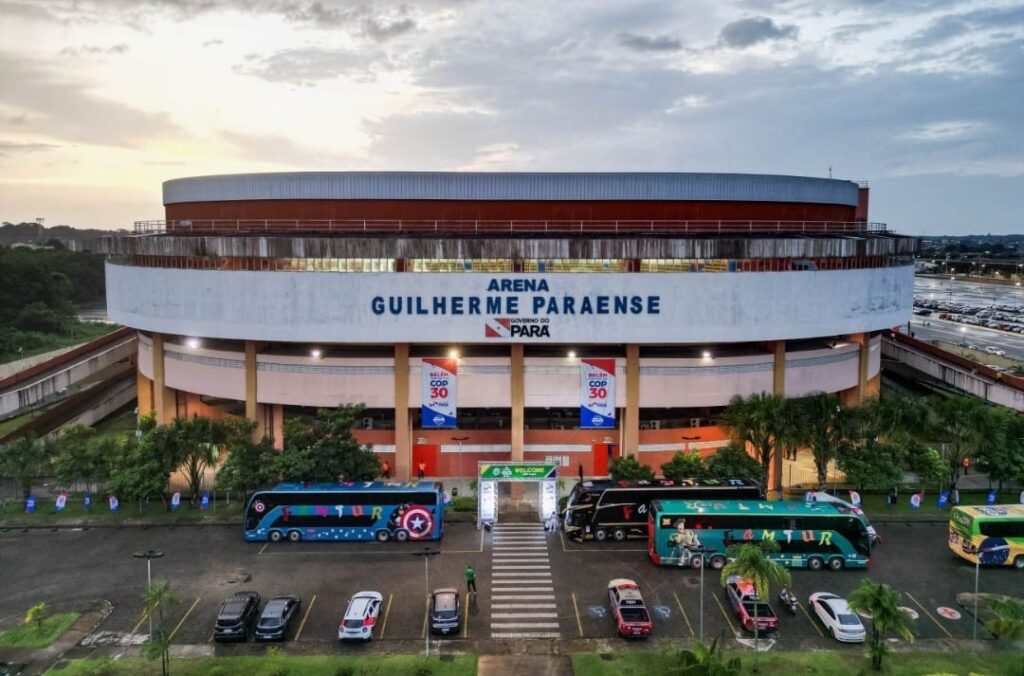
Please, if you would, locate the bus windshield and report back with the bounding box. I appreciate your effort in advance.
[244,481,443,543]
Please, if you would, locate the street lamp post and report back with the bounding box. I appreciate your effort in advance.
[973,545,1004,649]
[414,547,440,656]
[961,326,967,346]
[133,550,164,641]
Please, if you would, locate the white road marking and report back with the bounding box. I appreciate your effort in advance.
[490,632,560,639]
[491,613,559,619]
[491,622,560,629]
[492,595,557,601]
[492,604,558,609]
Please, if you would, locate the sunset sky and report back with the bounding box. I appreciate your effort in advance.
[1,0,1022,233]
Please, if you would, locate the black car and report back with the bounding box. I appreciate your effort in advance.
[214,591,261,642]
[255,595,301,642]
[429,588,461,635]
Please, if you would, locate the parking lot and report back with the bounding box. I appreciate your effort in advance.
[0,519,1016,653]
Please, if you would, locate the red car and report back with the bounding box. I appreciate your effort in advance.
[607,578,653,638]
[724,576,778,633]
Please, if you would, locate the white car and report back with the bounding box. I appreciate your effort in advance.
[338,591,383,641]
[809,592,866,643]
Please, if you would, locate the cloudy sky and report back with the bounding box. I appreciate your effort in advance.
[0,0,1022,234]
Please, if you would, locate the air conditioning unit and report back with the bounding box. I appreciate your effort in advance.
[650,420,661,430]
[690,418,701,428]
[363,417,374,430]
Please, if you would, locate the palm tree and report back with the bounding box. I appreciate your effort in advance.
[719,393,786,493]
[143,580,177,676]
[776,397,809,465]
[928,396,1004,490]
[800,393,861,490]
[674,637,741,675]
[847,579,915,671]
[719,543,791,673]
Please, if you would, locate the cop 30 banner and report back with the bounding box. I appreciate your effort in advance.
[422,358,458,428]
[580,358,615,428]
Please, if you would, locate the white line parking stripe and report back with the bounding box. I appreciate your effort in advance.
[493,595,557,601]
[492,604,557,609]
[491,588,555,592]
[491,632,560,639]
[491,622,560,629]
[493,565,552,570]
[491,613,559,619]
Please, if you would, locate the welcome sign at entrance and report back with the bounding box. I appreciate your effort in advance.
[479,463,558,481]
[580,358,616,428]
[421,358,457,428]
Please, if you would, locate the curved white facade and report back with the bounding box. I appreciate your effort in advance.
[139,335,879,408]
[108,263,913,345]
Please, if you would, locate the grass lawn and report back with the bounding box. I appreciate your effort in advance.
[857,488,997,520]
[573,650,1022,676]
[0,322,118,366]
[0,492,245,526]
[90,404,140,443]
[51,654,476,675]
[0,612,79,649]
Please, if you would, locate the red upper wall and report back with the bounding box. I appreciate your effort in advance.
[166,199,857,226]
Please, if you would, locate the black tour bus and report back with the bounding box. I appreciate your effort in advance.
[563,477,763,542]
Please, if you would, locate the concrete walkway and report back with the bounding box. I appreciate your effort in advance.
[478,655,573,676]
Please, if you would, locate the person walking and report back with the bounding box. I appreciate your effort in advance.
[381,460,391,479]
[951,487,960,507]
[418,460,426,480]
[886,489,896,514]
[465,565,477,594]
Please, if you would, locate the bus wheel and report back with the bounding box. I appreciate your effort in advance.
[287,530,301,543]
[269,530,282,543]
[690,555,704,570]
[612,528,627,542]
[594,529,608,542]
[828,557,844,571]
[395,529,410,542]
[375,530,391,543]
[709,555,727,570]
[807,557,824,571]
[1014,556,1024,570]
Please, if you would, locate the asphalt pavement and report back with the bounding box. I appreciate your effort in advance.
[913,277,1024,361]
[0,519,1016,656]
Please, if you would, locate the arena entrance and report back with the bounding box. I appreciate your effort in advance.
[477,461,558,525]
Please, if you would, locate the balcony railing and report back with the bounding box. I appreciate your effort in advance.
[133,219,887,236]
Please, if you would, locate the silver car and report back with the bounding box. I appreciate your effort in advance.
[809,592,866,643]
[338,591,383,641]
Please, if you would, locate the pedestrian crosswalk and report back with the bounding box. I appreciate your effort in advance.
[488,523,560,639]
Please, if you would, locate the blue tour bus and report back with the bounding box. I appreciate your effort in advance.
[244,481,444,543]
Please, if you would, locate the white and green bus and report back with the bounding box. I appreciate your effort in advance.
[648,499,873,571]
[948,504,1024,569]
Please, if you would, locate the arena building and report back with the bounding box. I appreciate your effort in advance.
[101,172,917,489]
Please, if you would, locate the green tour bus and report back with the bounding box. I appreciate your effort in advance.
[648,499,873,571]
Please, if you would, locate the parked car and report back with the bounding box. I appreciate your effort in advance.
[809,592,866,643]
[429,588,461,635]
[607,578,653,638]
[214,591,261,642]
[338,591,383,641]
[255,595,301,642]
[724,576,778,633]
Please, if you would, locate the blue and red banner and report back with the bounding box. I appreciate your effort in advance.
[421,358,457,428]
[580,358,615,429]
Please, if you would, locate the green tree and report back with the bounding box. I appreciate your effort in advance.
[702,443,762,482]
[674,637,741,675]
[0,434,50,495]
[143,580,177,676]
[719,393,786,492]
[906,446,946,488]
[976,408,1024,489]
[278,406,380,482]
[25,603,46,632]
[799,393,861,490]
[608,455,655,481]
[106,433,175,504]
[52,425,109,491]
[719,543,791,673]
[216,435,279,497]
[776,397,809,464]
[929,396,1003,489]
[985,596,1024,637]
[661,450,703,480]
[847,579,916,671]
[839,439,903,491]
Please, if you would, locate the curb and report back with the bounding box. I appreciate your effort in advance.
[1,520,239,530]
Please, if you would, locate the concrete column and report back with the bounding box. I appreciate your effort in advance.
[623,344,640,457]
[151,333,176,425]
[244,341,265,440]
[510,344,525,499]
[840,333,869,406]
[772,340,785,494]
[394,344,411,480]
[510,344,525,461]
[270,403,284,450]
[136,370,154,420]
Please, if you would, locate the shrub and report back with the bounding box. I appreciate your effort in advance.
[609,456,654,481]
[451,496,476,512]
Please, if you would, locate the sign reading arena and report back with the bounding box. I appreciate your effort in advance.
[371,277,661,340]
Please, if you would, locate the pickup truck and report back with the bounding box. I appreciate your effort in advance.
[724,576,778,633]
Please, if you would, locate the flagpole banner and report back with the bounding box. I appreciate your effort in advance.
[422,358,458,428]
[581,358,616,429]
